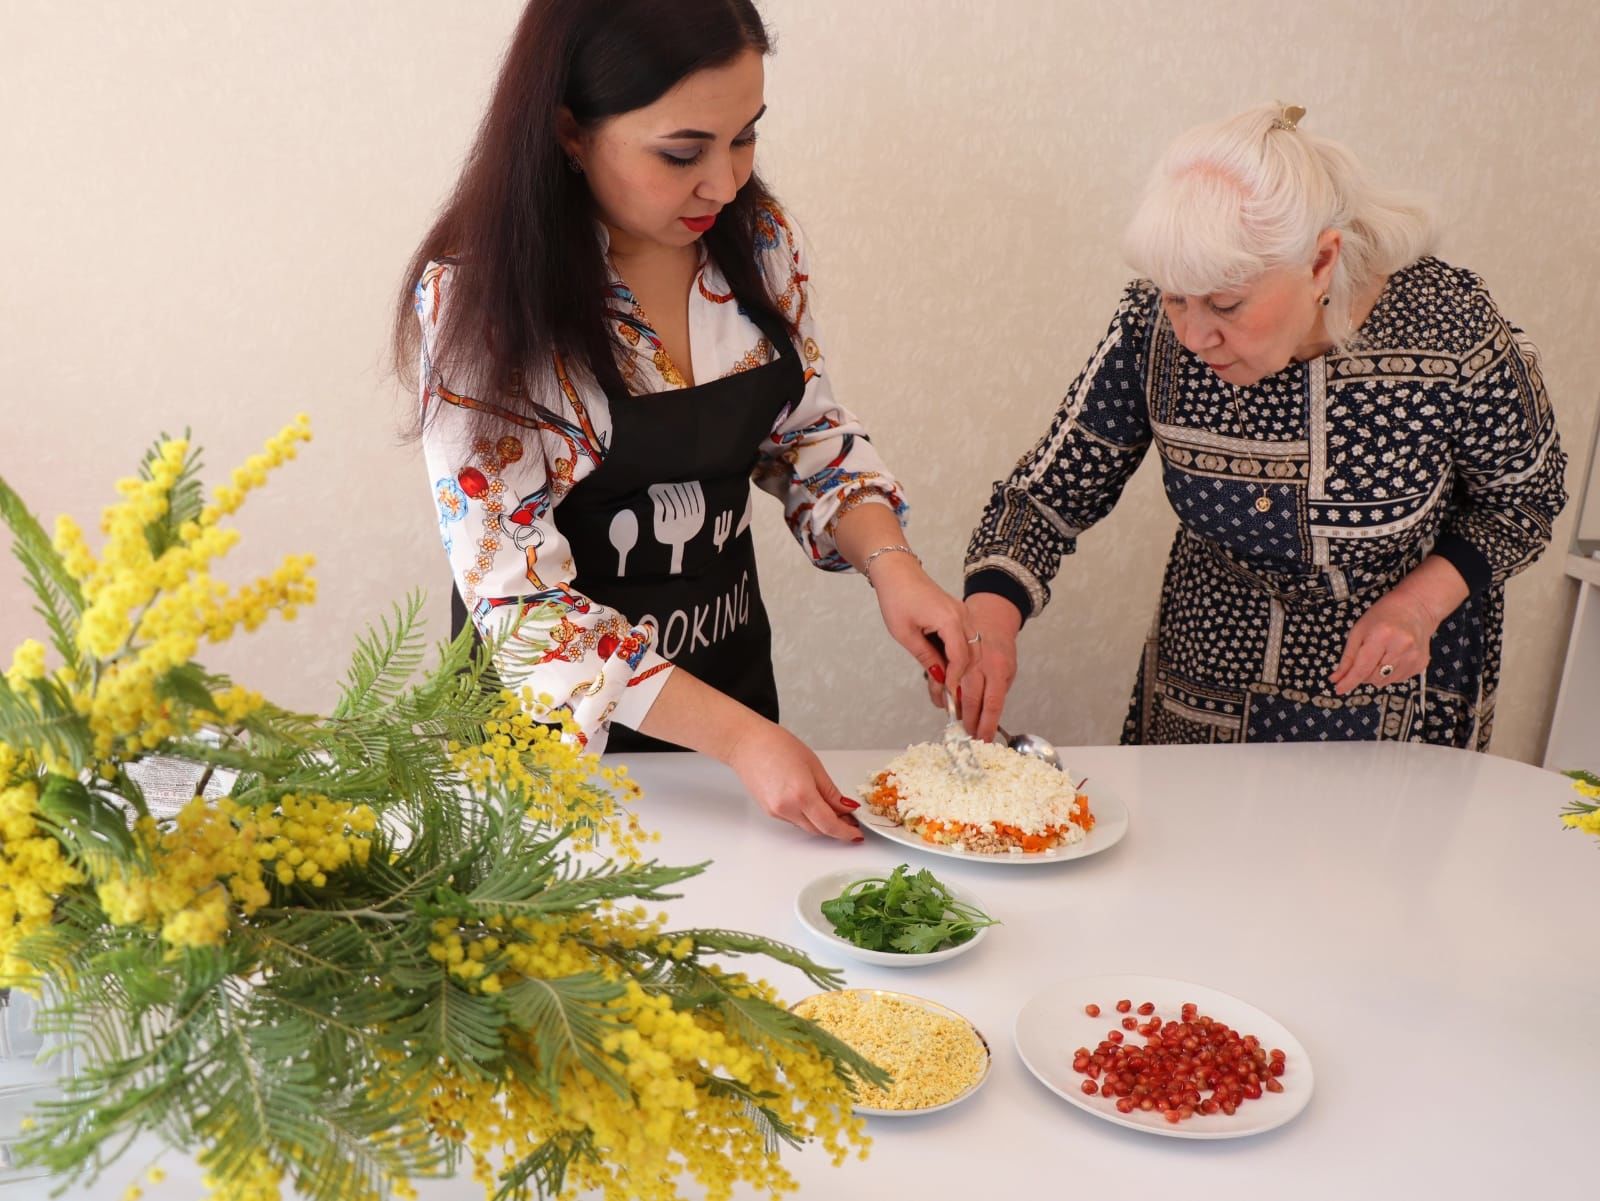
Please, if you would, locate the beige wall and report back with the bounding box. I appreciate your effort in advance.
[3,0,1597,763]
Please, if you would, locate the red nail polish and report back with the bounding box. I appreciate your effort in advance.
[841,798,859,809]
[929,664,946,684]
[956,686,963,706]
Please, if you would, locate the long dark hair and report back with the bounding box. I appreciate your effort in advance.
[394,0,782,439]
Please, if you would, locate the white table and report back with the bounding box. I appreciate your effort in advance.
[13,744,1599,1201]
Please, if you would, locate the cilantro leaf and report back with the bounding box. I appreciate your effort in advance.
[821,864,996,954]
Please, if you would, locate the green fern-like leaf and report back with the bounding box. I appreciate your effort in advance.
[492,1130,595,1201]
[0,474,85,671]
[701,1076,803,1154]
[333,592,429,718]
[155,663,220,713]
[502,973,628,1098]
[387,975,506,1078]
[0,670,93,770]
[668,961,890,1094]
[300,1107,451,1201]
[133,432,205,559]
[664,928,848,991]
[481,859,706,918]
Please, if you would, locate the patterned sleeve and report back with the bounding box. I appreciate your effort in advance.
[417,263,674,752]
[964,282,1159,619]
[1434,292,1568,594]
[749,205,908,572]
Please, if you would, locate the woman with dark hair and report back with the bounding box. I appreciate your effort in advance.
[396,0,973,841]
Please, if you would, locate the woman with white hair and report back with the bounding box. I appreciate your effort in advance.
[957,103,1567,748]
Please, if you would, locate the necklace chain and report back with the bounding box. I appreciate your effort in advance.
[1227,388,1274,513]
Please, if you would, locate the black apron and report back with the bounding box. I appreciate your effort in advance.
[450,299,802,753]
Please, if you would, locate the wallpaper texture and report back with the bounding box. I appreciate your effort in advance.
[2,0,1596,764]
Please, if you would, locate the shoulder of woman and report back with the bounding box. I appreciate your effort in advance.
[1389,259,1542,393]
[753,199,801,257]
[1114,278,1164,334]
[1121,277,1162,310]
[414,258,461,335]
[751,200,815,293]
[1390,256,1504,334]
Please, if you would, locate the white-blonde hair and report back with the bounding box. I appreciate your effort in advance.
[1122,103,1436,347]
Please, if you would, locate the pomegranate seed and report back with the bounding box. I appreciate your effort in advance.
[1085,1004,1100,1017]
[1070,1003,1282,1122]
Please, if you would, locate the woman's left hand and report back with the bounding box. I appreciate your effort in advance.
[868,553,977,692]
[1330,589,1438,694]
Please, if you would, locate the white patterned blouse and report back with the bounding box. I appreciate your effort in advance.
[418,204,904,750]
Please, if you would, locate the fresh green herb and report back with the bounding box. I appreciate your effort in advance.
[818,864,997,954]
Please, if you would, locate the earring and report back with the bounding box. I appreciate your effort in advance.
[567,155,584,175]
[1319,294,1330,307]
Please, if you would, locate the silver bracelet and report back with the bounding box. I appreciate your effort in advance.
[863,544,919,587]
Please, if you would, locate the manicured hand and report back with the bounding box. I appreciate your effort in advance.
[728,721,862,842]
[870,554,977,693]
[922,592,1022,741]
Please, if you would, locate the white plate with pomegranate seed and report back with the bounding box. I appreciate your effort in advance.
[1014,974,1314,1139]
[856,787,1129,866]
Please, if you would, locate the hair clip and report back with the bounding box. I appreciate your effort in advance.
[1271,103,1307,132]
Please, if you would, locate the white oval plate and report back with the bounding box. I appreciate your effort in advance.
[857,785,1128,866]
[794,988,992,1117]
[1013,974,1314,1139]
[795,867,993,967]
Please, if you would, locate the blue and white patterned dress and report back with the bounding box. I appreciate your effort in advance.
[965,258,1567,748]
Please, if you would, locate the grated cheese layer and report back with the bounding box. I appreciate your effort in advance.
[868,740,1082,838]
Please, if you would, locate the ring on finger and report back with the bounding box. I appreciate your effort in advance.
[1378,664,1395,679]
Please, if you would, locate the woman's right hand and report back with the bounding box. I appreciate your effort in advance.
[637,670,861,842]
[727,720,863,843]
[925,592,1023,741]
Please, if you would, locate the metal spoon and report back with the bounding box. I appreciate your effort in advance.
[939,686,984,782]
[995,724,1063,771]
